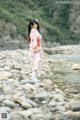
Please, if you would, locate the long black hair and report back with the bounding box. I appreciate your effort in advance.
[27,19,40,42]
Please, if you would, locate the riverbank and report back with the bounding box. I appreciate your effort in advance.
[44,45,80,54]
[0,49,80,120]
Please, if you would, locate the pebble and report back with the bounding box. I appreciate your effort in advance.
[35,91,49,101]
[3,99,16,108]
[69,100,80,111]
[0,49,80,120]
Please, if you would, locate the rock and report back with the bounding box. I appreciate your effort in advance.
[11,108,41,119]
[71,63,80,70]
[56,105,66,112]
[26,99,38,107]
[31,113,46,120]
[63,111,80,120]
[0,85,4,95]
[55,88,65,95]
[0,95,5,105]
[42,79,57,90]
[10,112,29,120]
[0,107,11,113]
[12,95,34,109]
[48,100,58,112]
[57,101,65,106]
[3,99,16,108]
[53,113,64,120]
[69,100,80,111]
[35,91,49,101]
[54,93,64,102]
[48,100,57,107]
[49,106,58,112]
[17,83,36,92]
[74,112,80,120]
[4,86,14,95]
[11,95,22,104]
[0,71,12,80]
[20,101,32,109]
[0,48,80,119]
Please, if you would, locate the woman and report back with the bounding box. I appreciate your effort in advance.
[28,19,42,82]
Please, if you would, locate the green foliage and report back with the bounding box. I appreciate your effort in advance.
[0,0,79,44]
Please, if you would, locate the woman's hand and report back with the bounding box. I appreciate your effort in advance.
[33,47,41,53]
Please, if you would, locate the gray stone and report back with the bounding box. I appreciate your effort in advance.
[3,99,16,108]
[0,95,5,104]
[10,112,29,120]
[48,100,57,107]
[11,108,41,119]
[53,113,64,120]
[4,86,14,95]
[35,91,49,101]
[26,99,38,107]
[31,113,46,120]
[53,93,64,102]
[74,112,80,120]
[57,105,66,112]
[0,107,11,113]
[0,71,12,80]
[69,100,80,111]
[50,107,58,112]
[63,111,75,120]
[0,85,4,94]
[21,101,32,109]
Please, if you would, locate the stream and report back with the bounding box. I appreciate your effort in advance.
[48,53,80,100]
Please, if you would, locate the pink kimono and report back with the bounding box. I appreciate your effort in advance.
[29,28,42,71]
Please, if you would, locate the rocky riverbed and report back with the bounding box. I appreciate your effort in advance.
[0,48,80,120]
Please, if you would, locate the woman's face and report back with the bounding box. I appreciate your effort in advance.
[32,22,38,29]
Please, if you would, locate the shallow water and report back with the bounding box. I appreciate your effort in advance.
[50,54,80,63]
[48,53,80,99]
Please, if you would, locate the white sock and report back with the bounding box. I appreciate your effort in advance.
[31,70,37,80]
